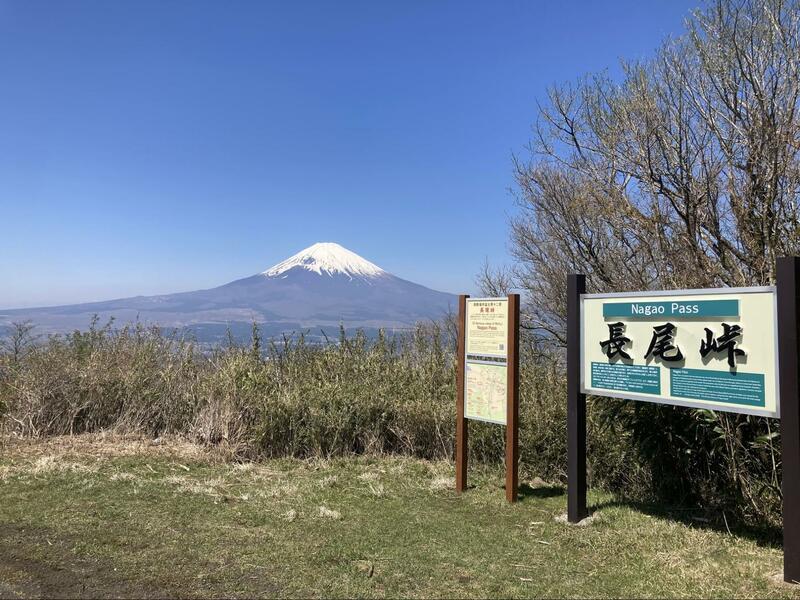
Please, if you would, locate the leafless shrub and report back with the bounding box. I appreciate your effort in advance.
[487,0,798,524]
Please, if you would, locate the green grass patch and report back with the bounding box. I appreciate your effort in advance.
[0,436,796,598]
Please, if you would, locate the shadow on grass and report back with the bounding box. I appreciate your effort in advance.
[513,483,565,501]
[590,497,783,549]
[496,477,780,548]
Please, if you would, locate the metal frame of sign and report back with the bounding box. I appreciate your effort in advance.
[579,285,780,419]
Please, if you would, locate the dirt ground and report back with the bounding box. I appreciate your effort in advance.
[0,524,169,599]
[0,435,203,599]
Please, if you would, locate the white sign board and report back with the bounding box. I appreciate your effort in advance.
[464,298,508,424]
[581,286,779,418]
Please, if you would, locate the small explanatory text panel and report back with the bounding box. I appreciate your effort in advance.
[581,287,779,417]
[465,298,509,424]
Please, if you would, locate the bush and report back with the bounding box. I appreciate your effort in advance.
[0,318,779,527]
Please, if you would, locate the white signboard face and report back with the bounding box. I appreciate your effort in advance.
[581,287,779,418]
[466,299,508,356]
[465,298,508,424]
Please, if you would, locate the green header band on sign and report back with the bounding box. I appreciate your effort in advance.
[602,299,739,318]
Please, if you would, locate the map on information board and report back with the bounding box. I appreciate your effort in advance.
[465,362,507,424]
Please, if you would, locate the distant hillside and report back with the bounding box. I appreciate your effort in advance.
[0,243,457,342]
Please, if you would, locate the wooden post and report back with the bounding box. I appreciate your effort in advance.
[505,293,520,503]
[778,257,800,583]
[567,273,588,523]
[456,294,469,493]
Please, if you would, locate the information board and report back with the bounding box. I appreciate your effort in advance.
[464,298,508,424]
[466,299,508,356]
[581,286,779,417]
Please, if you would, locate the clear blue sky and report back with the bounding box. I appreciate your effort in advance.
[0,0,698,308]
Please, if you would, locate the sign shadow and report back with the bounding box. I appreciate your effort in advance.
[588,498,781,549]
[510,482,565,502]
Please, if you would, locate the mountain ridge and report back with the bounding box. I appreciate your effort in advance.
[0,243,457,342]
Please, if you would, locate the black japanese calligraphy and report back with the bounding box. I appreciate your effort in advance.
[644,322,684,362]
[600,322,631,360]
[700,323,745,368]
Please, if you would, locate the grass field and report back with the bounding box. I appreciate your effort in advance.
[0,434,797,599]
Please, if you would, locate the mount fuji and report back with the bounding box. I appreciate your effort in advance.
[0,243,457,342]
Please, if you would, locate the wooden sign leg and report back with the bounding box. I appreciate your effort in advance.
[778,258,800,583]
[567,274,588,522]
[456,294,469,493]
[506,294,520,503]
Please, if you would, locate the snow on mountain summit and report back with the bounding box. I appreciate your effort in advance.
[262,242,387,279]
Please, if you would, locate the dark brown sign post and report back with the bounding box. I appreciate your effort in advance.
[456,293,520,502]
[567,274,587,522]
[505,293,520,503]
[456,294,469,493]
[778,257,800,583]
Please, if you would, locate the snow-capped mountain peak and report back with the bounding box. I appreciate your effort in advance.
[262,242,387,279]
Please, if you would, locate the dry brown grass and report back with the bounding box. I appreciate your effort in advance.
[429,475,455,491]
[367,482,385,497]
[0,432,209,462]
[316,505,342,520]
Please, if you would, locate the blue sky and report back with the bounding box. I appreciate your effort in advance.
[0,0,698,308]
